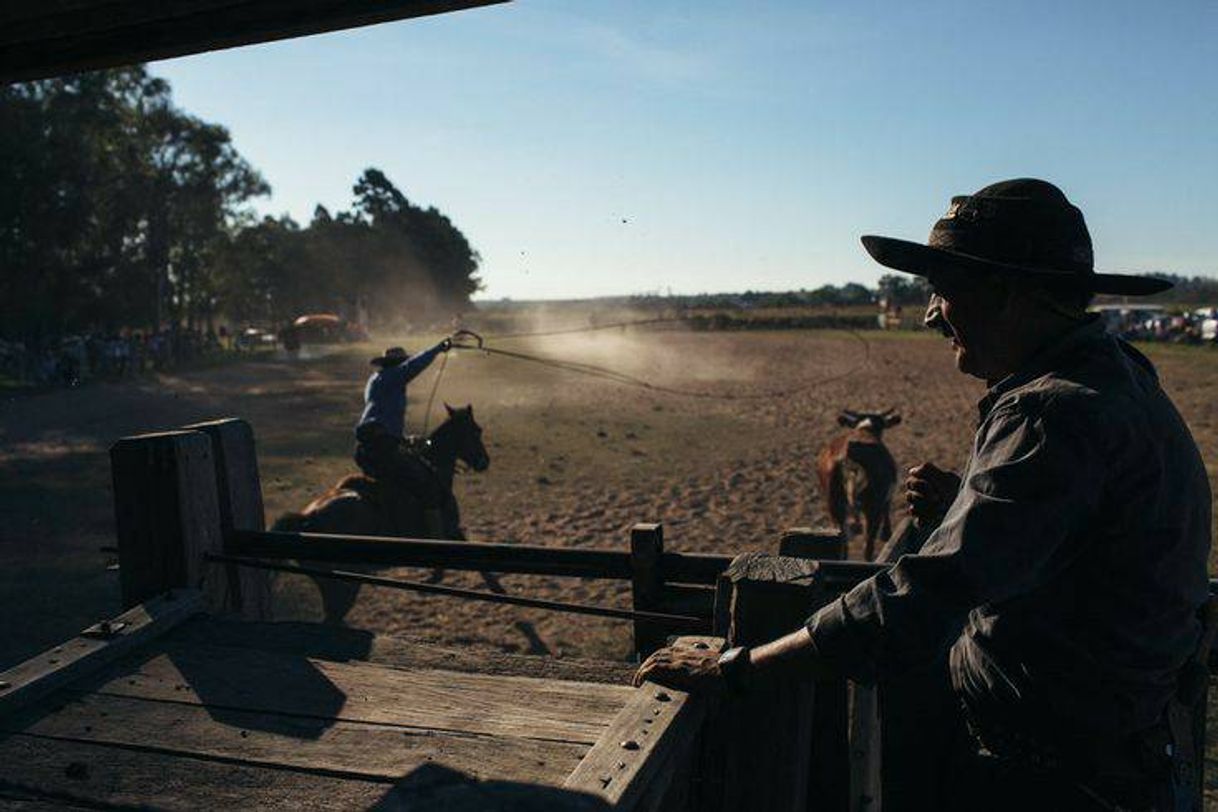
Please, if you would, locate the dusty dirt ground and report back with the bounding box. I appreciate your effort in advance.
[3,327,1218,796]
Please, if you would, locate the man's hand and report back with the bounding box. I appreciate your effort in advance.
[903,462,961,525]
[440,337,453,352]
[633,645,724,692]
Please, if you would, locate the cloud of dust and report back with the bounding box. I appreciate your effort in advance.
[465,302,756,389]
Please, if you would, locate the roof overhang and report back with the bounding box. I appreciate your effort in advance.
[2,0,507,84]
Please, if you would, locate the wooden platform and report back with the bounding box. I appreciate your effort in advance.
[0,600,704,810]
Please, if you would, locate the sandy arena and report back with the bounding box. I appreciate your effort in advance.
[5,326,1217,663]
[4,327,1218,797]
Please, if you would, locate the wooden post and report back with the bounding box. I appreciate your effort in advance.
[776,527,854,812]
[705,552,847,812]
[630,522,666,659]
[565,635,724,810]
[185,418,272,620]
[110,429,232,613]
[779,526,846,561]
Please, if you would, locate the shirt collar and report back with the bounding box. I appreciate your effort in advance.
[976,315,1107,420]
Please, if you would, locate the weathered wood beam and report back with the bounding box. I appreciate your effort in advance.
[229,528,731,585]
[778,526,846,560]
[0,590,203,719]
[630,523,666,659]
[111,429,235,612]
[564,636,723,809]
[711,552,850,812]
[186,418,272,620]
[1,0,508,84]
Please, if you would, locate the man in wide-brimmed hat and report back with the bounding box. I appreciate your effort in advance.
[637,179,1211,810]
[355,337,452,536]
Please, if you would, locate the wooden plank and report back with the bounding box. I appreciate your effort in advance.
[655,583,715,622]
[631,523,666,659]
[229,527,731,584]
[796,540,852,812]
[0,590,203,720]
[186,418,272,621]
[715,552,846,812]
[0,735,389,810]
[1,1,508,84]
[563,677,711,809]
[233,527,636,578]
[111,430,230,612]
[167,617,638,685]
[78,641,633,745]
[5,692,586,786]
[778,527,846,560]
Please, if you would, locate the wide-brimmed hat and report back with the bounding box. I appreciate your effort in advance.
[370,346,409,367]
[861,178,1171,296]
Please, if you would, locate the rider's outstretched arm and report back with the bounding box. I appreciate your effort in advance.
[394,338,449,385]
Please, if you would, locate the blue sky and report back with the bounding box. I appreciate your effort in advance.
[152,1,1218,300]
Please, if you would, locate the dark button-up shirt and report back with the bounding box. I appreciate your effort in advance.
[807,317,1211,741]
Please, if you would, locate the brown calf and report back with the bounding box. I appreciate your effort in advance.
[816,408,901,561]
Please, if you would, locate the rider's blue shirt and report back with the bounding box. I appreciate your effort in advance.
[356,341,446,438]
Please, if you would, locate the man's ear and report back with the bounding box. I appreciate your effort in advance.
[838,412,858,428]
[884,413,902,428]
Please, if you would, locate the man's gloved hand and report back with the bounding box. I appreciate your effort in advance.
[440,337,453,352]
[903,462,961,526]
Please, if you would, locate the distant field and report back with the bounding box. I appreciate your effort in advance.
[2,323,1217,799]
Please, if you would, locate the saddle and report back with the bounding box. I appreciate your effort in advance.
[335,473,426,537]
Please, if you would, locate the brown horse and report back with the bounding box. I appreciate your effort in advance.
[271,404,490,623]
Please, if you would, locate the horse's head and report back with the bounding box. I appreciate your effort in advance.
[439,403,490,472]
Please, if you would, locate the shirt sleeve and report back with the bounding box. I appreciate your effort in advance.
[395,340,446,385]
[806,398,1108,683]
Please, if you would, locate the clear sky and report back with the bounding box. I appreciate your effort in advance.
[151,0,1218,300]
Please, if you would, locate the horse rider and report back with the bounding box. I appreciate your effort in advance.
[355,338,453,536]
[636,179,1211,811]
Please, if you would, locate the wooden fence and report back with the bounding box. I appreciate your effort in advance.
[98,418,1216,811]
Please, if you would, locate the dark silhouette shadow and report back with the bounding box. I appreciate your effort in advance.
[65,633,350,740]
[372,763,610,811]
[164,644,347,738]
[513,621,553,657]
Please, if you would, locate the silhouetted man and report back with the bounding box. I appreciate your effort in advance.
[356,338,452,535]
[637,179,1211,811]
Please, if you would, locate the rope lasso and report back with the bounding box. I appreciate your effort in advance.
[450,328,872,401]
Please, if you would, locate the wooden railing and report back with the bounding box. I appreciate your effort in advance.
[107,418,1218,811]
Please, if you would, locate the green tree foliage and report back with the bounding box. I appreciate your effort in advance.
[0,67,268,341]
[877,273,931,306]
[1,71,482,342]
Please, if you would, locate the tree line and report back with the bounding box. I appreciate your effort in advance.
[0,67,482,348]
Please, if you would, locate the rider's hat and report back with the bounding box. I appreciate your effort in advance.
[860,178,1171,296]
[370,346,409,367]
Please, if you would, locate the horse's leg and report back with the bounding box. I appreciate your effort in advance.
[424,493,466,584]
[860,510,875,562]
[316,574,361,626]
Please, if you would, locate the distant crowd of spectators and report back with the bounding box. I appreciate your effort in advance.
[1100,307,1218,345]
[0,325,274,388]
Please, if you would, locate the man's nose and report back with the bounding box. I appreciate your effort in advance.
[924,293,946,330]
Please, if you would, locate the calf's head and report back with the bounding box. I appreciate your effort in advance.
[837,408,902,437]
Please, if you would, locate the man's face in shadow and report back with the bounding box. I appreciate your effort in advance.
[924,269,1011,382]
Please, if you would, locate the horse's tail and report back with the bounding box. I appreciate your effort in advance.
[270,511,308,532]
